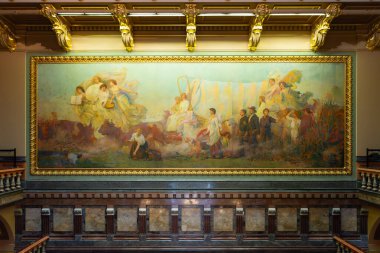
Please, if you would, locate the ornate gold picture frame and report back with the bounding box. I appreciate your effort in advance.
[29,55,352,176]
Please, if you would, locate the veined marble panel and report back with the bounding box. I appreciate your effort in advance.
[309,208,329,232]
[277,208,297,232]
[84,207,105,232]
[341,208,357,232]
[53,208,73,232]
[117,207,138,232]
[245,207,266,232]
[213,208,234,232]
[181,207,202,232]
[149,207,170,232]
[25,208,41,232]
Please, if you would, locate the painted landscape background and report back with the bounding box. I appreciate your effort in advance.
[36,61,346,168]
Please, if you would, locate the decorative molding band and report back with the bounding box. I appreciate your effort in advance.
[23,191,359,200]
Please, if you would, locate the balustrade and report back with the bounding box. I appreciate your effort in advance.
[333,236,366,253]
[358,168,380,193]
[0,168,24,194]
[18,236,49,253]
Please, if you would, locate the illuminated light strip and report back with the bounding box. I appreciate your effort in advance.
[57,12,325,17]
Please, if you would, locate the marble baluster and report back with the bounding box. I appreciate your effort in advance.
[366,173,372,189]
[4,175,10,191]
[16,172,21,188]
[372,174,378,191]
[10,173,16,190]
[361,173,366,189]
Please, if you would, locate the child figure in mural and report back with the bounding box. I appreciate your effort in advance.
[129,128,149,160]
[205,108,223,158]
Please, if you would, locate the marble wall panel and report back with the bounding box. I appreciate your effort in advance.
[25,208,41,232]
[245,207,266,232]
[309,208,329,232]
[277,208,298,232]
[181,207,202,232]
[53,207,73,232]
[341,208,357,232]
[149,207,170,232]
[117,207,138,232]
[213,208,234,232]
[84,207,105,232]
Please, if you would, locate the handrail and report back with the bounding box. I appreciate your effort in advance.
[333,236,366,253]
[0,168,25,175]
[18,236,49,253]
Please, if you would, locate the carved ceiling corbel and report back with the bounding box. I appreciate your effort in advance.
[41,4,72,52]
[0,18,17,52]
[183,4,199,52]
[248,4,271,52]
[112,4,134,52]
[366,21,380,50]
[310,3,341,52]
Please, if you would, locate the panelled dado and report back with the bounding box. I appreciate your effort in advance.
[17,191,364,243]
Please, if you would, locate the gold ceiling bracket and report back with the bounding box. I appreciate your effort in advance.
[310,3,341,52]
[41,4,72,52]
[112,4,134,52]
[248,4,271,52]
[366,21,380,50]
[0,18,16,52]
[183,4,199,52]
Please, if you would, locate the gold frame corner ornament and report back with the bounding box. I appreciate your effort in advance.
[0,18,17,52]
[40,4,72,52]
[310,3,341,52]
[29,55,353,176]
[111,4,134,52]
[248,4,271,52]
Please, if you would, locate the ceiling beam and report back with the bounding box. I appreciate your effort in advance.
[0,18,17,52]
[310,3,341,52]
[366,21,380,50]
[183,4,199,52]
[111,4,134,52]
[40,4,72,52]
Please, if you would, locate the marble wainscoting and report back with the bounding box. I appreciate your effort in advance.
[25,208,41,232]
[116,207,138,232]
[84,207,106,232]
[180,207,202,232]
[277,208,298,232]
[309,208,330,232]
[53,207,74,232]
[245,207,266,232]
[212,207,235,232]
[341,208,358,232]
[148,207,170,232]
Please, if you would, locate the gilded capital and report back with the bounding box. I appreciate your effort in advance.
[112,4,134,52]
[41,4,72,52]
[183,4,199,52]
[310,3,341,52]
[248,4,271,52]
[366,22,380,50]
[0,18,17,52]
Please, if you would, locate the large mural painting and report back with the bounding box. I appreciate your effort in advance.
[30,55,352,175]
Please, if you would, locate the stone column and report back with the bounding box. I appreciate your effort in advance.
[41,208,50,236]
[74,207,83,240]
[106,207,115,240]
[332,208,341,235]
